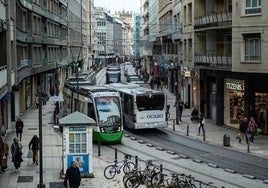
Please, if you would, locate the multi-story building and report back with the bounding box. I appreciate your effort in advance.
[0,0,9,135]
[8,0,68,122]
[133,14,141,60]
[189,0,268,134]
[140,0,152,74]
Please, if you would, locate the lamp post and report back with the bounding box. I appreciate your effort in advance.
[70,43,83,111]
[38,97,45,188]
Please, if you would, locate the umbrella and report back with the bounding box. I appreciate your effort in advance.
[48,95,64,102]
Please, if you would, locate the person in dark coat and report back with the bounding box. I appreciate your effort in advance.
[0,136,9,173]
[15,117,24,141]
[239,117,248,144]
[11,138,23,172]
[198,112,205,135]
[64,161,81,188]
[28,135,39,165]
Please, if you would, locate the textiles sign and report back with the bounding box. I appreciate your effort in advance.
[226,81,244,91]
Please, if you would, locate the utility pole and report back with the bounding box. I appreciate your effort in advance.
[70,44,83,111]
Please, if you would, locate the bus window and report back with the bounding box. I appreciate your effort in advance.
[136,94,165,111]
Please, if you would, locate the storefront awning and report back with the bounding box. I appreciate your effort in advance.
[159,63,170,70]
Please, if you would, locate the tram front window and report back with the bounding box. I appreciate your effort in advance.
[95,96,121,129]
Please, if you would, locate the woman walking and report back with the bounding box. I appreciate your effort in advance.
[248,117,257,143]
[29,135,39,165]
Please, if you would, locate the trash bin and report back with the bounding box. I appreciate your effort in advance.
[223,134,230,147]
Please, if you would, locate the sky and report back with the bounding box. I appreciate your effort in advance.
[94,0,140,14]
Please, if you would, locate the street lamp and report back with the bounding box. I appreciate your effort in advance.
[38,97,45,188]
[70,43,83,111]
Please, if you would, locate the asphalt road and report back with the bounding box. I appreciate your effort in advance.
[123,128,268,181]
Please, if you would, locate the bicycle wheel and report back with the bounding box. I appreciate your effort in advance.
[124,174,141,188]
[123,170,138,184]
[123,161,135,174]
[104,165,117,179]
[150,172,162,187]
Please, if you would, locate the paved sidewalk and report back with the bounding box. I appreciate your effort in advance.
[163,88,268,159]
[0,104,126,188]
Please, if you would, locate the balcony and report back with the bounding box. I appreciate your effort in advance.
[194,54,232,70]
[0,66,7,89]
[194,12,232,30]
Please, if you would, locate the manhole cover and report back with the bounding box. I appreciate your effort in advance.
[49,182,65,188]
[17,176,33,182]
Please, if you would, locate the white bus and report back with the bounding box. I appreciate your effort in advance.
[107,83,168,129]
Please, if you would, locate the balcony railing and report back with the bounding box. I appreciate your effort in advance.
[194,54,232,70]
[194,12,232,29]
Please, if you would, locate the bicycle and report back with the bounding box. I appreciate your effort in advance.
[124,159,158,188]
[157,173,181,188]
[104,154,135,179]
[177,174,197,188]
[194,179,216,188]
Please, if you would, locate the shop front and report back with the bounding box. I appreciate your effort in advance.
[224,78,245,128]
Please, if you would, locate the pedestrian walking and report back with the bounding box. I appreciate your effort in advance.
[174,100,184,123]
[15,117,24,141]
[41,90,48,105]
[28,135,39,165]
[198,112,205,136]
[35,94,39,109]
[248,116,257,143]
[0,136,9,173]
[238,117,248,144]
[64,161,81,188]
[11,138,23,172]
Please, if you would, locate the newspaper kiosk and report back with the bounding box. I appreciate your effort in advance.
[59,111,96,177]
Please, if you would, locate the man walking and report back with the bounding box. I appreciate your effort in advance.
[239,117,248,144]
[15,117,24,141]
[64,161,81,188]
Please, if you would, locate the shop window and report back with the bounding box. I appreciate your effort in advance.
[229,91,245,124]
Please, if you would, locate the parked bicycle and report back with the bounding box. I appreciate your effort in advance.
[104,154,135,179]
[124,159,158,188]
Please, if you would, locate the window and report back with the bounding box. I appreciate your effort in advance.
[245,0,261,15]
[69,133,87,153]
[244,33,261,61]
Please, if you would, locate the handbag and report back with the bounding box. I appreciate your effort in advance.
[255,128,259,136]
[236,132,242,139]
[27,150,33,158]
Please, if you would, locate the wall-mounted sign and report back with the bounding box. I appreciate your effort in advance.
[226,81,244,91]
[185,71,191,77]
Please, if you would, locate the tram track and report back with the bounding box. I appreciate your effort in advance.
[95,136,266,188]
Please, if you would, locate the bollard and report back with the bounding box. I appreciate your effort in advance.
[187,124,189,136]
[160,164,163,173]
[203,130,206,141]
[98,140,101,156]
[115,148,117,161]
[135,156,138,168]
[247,142,250,153]
[173,119,175,131]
